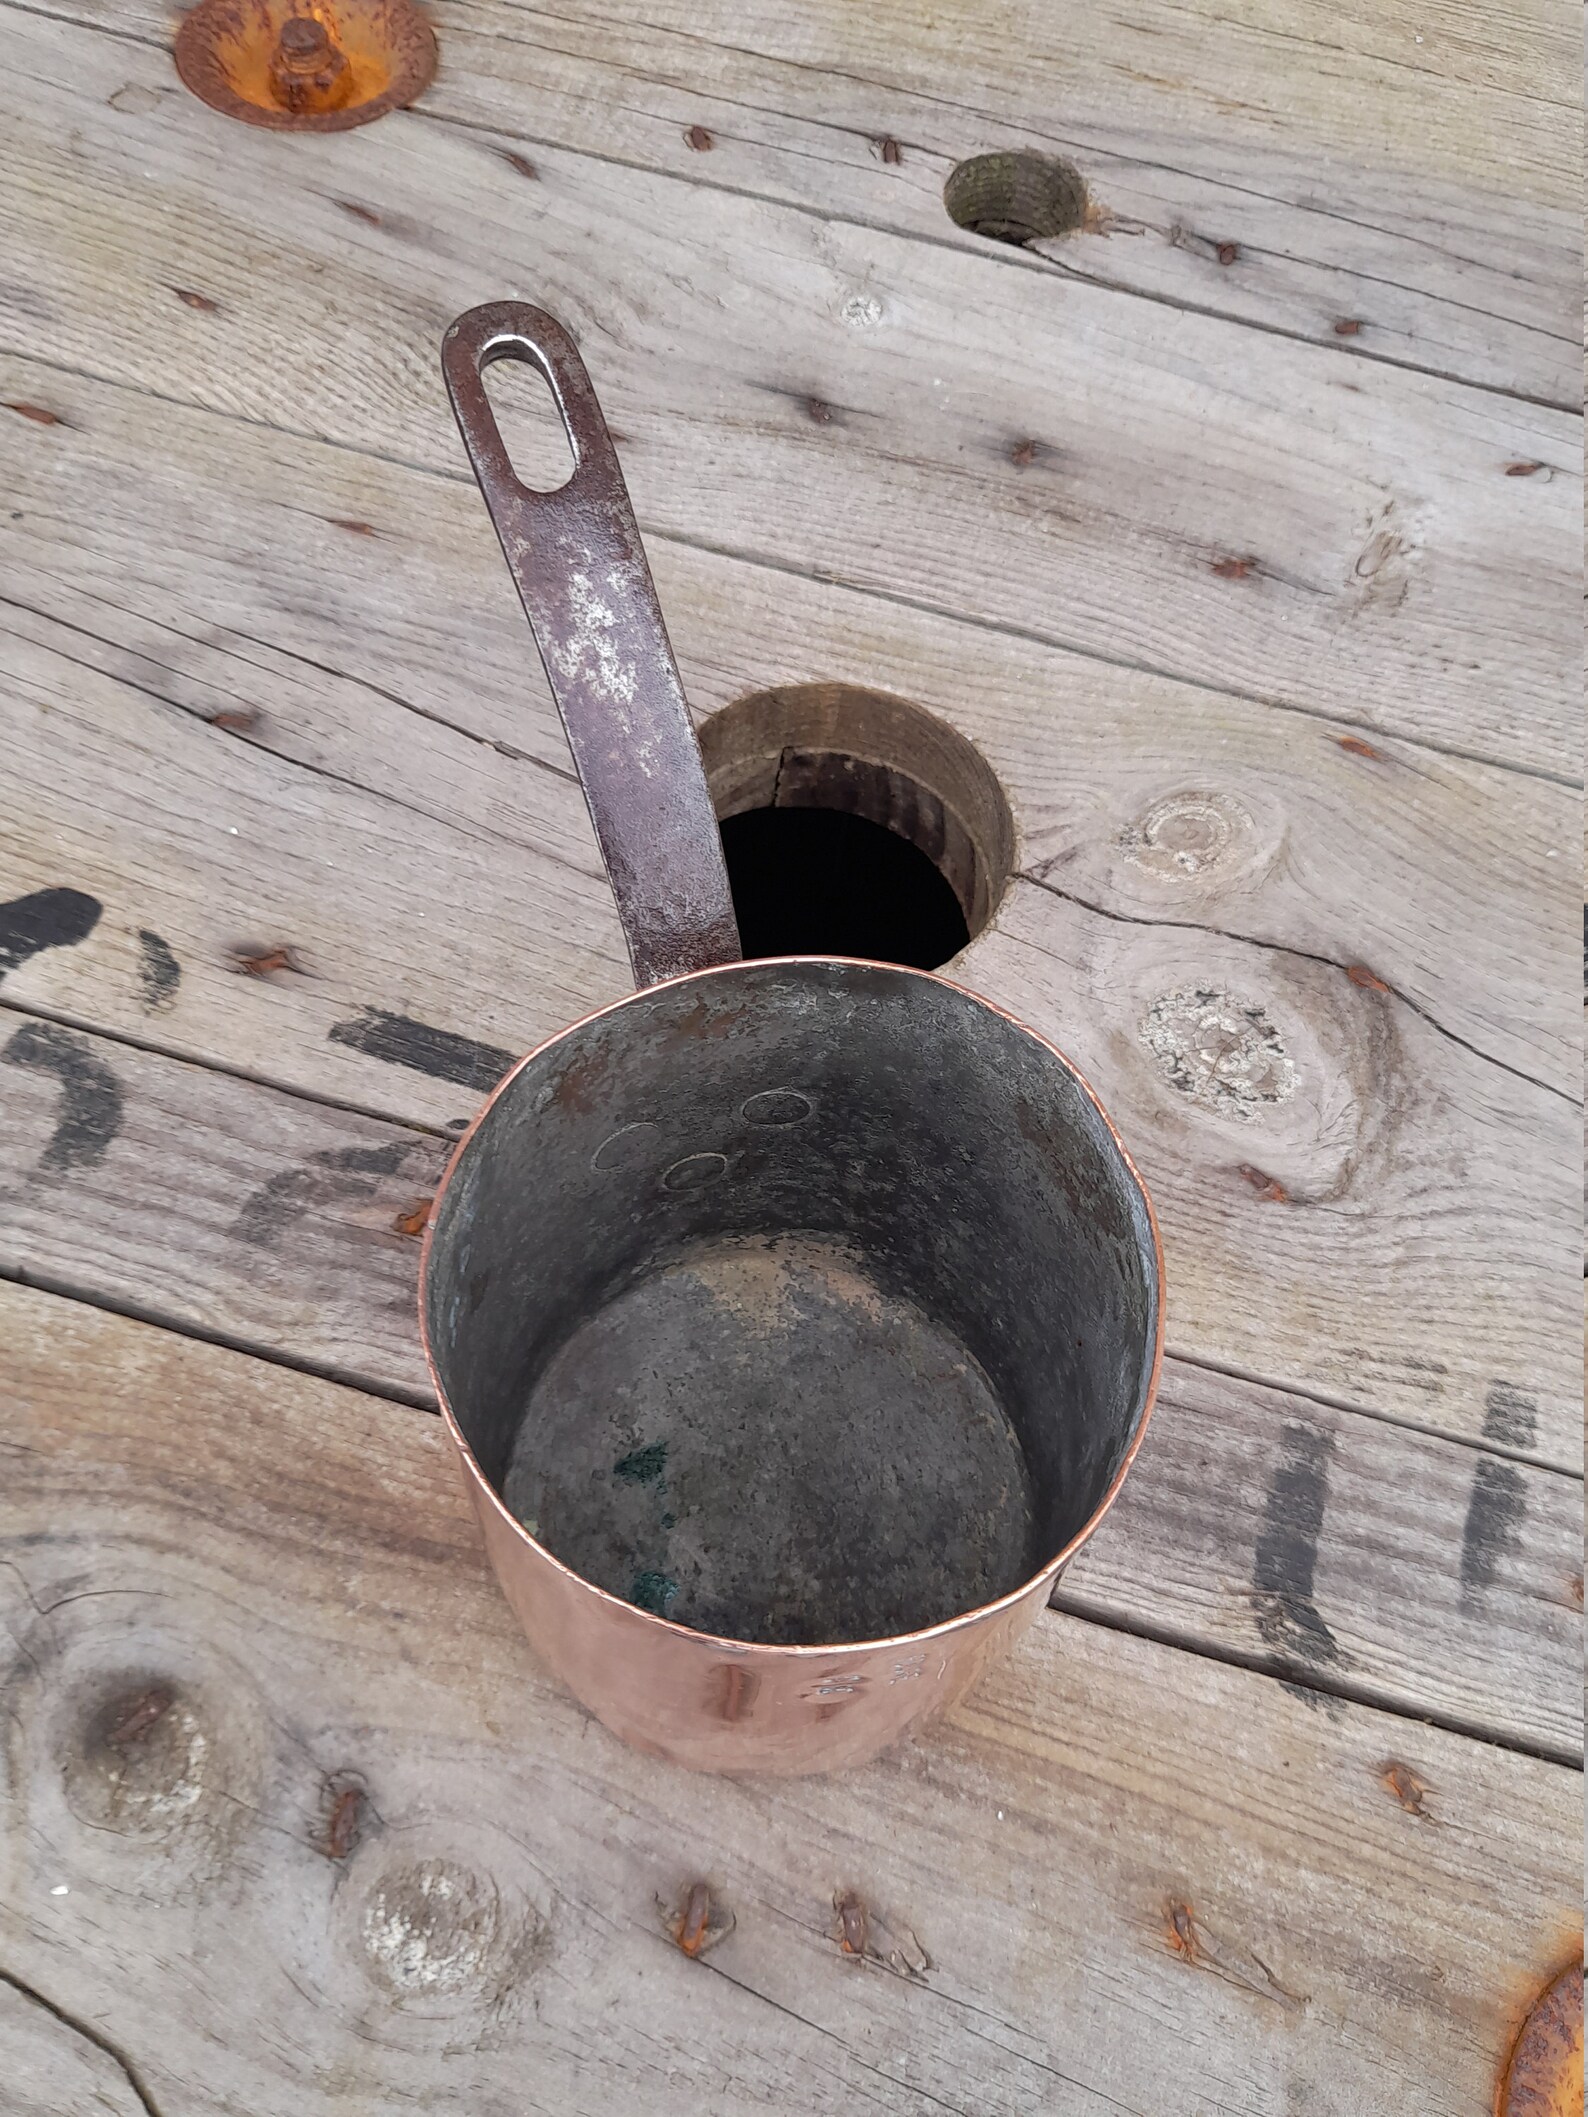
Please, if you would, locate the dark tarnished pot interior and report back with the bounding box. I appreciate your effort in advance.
[425,959,1158,1647]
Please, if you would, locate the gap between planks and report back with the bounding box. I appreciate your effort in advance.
[3,981,1577,1482]
[7,339,1578,798]
[5,0,1577,413]
[1,1253,1575,1769]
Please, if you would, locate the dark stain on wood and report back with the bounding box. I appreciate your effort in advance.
[1,1021,125,1173]
[233,1140,413,1248]
[1252,1423,1341,1667]
[328,1007,516,1091]
[1460,1458,1526,1596]
[0,886,102,977]
[136,929,181,1013]
[105,1684,174,1747]
[1482,1383,1539,1452]
[337,199,383,226]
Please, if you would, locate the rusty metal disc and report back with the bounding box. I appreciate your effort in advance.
[173,0,436,131]
[1499,1962,1583,2117]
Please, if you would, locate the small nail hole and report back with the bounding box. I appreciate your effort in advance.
[944,152,1088,247]
[482,355,576,494]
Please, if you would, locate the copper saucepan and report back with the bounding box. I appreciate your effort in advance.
[421,303,1163,1774]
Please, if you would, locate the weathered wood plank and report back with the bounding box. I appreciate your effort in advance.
[3,355,1575,1096]
[0,557,1577,1460]
[0,1978,149,2117]
[969,887,1581,1464]
[0,1280,1578,2117]
[0,1016,1578,1757]
[18,0,1581,404]
[1,10,1579,775]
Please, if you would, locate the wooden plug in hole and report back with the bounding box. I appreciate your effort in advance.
[944,152,1088,248]
[698,683,1015,971]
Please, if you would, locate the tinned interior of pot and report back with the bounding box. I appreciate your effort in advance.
[425,960,1158,1646]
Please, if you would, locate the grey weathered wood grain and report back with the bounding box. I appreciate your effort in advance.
[1,10,1579,775]
[2,355,1576,1097]
[969,887,1581,1465]
[16,0,1580,405]
[0,1280,1578,2117]
[0,1015,1578,1757]
[0,551,1577,1458]
[0,1977,150,2117]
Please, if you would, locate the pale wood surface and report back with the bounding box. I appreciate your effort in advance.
[0,1978,150,2117]
[2,1013,1577,1758]
[2,11,1580,777]
[21,0,1584,407]
[0,1282,1579,2117]
[0,0,1579,2105]
[0,355,1579,1459]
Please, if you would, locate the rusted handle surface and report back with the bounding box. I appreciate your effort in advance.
[442,302,741,988]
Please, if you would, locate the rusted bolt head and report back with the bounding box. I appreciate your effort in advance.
[174,0,437,132]
[278,14,332,59]
[1499,1963,1583,2117]
[269,14,352,111]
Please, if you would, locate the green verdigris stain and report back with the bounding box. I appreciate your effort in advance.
[630,1570,678,1615]
[613,1442,667,1484]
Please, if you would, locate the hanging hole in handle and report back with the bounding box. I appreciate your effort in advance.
[481,350,578,494]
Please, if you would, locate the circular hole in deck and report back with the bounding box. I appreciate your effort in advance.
[700,683,1015,971]
[943,151,1088,246]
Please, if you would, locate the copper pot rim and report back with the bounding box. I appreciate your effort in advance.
[417,951,1166,1663]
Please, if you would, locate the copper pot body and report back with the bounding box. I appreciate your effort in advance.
[420,307,1163,1775]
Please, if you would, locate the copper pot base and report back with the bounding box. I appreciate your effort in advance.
[503,1231,1038,1646]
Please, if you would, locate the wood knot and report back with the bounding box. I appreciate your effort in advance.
[1119,789,1255,879]
[361,1858,504,1997]
[68,1680,212,1837]
[1140,989,1296,1120]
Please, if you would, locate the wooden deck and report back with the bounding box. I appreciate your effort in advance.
[0,0,1580,2108]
